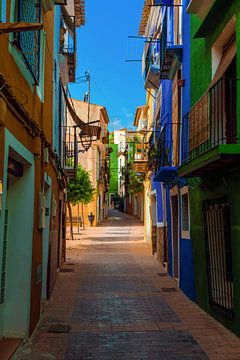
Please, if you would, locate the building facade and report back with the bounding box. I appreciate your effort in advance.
[0,0,85,342]
[139,0,195,299]
[108,132,118,208]
[67,99,110,227]
[179,0,240,334]
[138,0,240,336]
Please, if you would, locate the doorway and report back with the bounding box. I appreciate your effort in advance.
[171,194,179,279]
[1,140,34,338]
[151,193,157,254]
[41,174,52,304]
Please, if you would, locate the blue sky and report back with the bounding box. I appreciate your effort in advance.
[69,0,146,131]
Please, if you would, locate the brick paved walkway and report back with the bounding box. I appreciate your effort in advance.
[14,210,240,359]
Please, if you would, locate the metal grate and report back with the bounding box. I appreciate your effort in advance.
[61,125,78,171]
[14,0,41,84]
[60,268,74,273]
[48,324,70,333]
[203,197,234,316]
[161,287,177,292]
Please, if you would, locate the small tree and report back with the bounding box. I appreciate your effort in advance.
[67,164,95,239]
[128,170,145,194]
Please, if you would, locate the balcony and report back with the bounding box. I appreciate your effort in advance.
[179,78,240,177]
[60,15,76,82]
[160,44,183,80]
[153,125,177,184]
[144,44,160,90]
[61,126,78,179]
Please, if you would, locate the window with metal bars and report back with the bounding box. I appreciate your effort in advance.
[203,197,234,316]
[13,0,41,84]
[181,193,189,232]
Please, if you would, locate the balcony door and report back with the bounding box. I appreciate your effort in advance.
[210,35,236,147]
[225,56,237,143]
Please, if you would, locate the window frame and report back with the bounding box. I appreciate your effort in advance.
[180,186,190,239]
[9,0,46,102]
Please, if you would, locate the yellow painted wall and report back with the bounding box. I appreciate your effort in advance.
[0,2,64,335]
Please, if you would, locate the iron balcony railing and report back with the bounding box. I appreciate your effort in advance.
[13,0,41,84]
[60,15,76,82]
[181,112,189,163]
[182,77,238,163]
[155,125,172,174]
[144,43,160,81]
[147,133,157,170]
[61,126,78,175]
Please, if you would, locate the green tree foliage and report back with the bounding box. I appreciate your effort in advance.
[128,170,144,194]
[127,135,145,195]
[67,164,95,206]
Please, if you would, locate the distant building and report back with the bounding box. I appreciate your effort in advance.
[67,99,110,227]
[108,133,118,207]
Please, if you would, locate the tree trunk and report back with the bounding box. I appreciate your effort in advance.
[82,202,85,230]
[67,201,74,240]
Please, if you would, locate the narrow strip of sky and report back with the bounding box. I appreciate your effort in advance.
[69,0,146,131]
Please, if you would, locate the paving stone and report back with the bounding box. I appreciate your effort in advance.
[14,210,240,360]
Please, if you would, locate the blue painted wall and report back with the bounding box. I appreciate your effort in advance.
[151,2,196,300]
[178,0,196,301]
[180,238,196,301]
[151,179,163,223]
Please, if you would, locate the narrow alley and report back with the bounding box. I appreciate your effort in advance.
[14,210,240,360]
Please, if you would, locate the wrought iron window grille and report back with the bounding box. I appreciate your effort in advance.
[13,0,41,85]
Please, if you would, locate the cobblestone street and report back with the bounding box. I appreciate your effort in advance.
[14,210,240,360]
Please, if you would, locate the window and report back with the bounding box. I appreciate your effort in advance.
[13,0,41,84]
[9,0,46,101]
[181,190,190,238]
[0,0,7,22]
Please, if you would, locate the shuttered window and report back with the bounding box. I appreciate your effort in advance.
[189,92,209,151]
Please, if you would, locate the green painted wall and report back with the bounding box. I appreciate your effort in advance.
[190,1,240,335]
[108,140,118,199]
[190,0,240,106]
[0,129,35,338]
[189,175,240,334]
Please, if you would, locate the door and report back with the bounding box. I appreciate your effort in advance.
[151,194,157,255]
[42,176,51,304]
[225,56,236,143]
[203,197,233,315]
[1,147,34,338]
[171,195,179,279]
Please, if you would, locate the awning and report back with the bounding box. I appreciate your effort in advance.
[61,83,101,139]
[154,166,178,183]
[210,36,236,88]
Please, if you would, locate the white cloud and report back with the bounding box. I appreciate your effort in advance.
[121,107,133,120]
[111,116,123,130]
